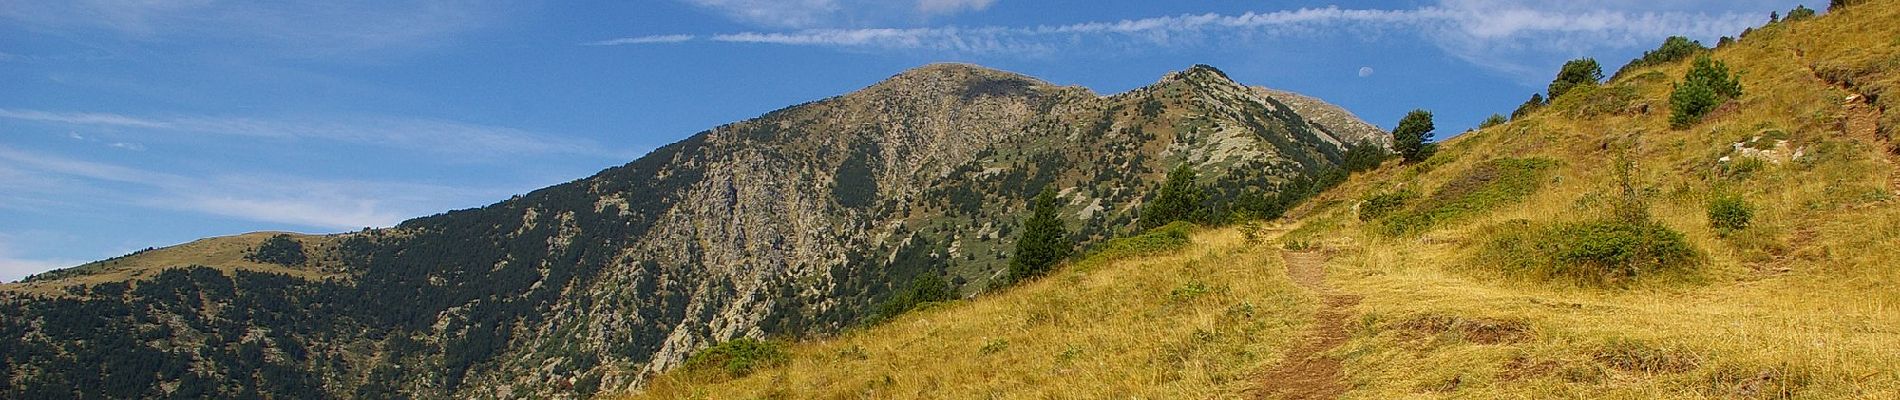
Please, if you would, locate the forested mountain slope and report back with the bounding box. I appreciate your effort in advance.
[0,63,1388,398]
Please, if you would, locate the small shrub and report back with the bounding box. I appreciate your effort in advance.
[1613,36,1708,79]
[1239,220,1265,245]
[1719,157,1768,180]
[1082,221,1196,265]
[1377,158,1558,236]
[1595,338,1701,374]
[1511,93,1546,120]
[1478,113,1508,129]
[1357,189,1417,221]
[1550,84,1640,118]
[978,339,1009,355]
[874,273,956,320]
[1707,194,1754,236]
[682,338,788,379]
[1484,218,1699,286]
[1340,141,1391,172]
[1784,5,1816,22]
[1169,280,1210,301]
[1281,239,1314,251]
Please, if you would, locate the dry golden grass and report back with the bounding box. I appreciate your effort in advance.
[0,231,343,295]
[623,3,1900,399]
[629,227,1315,399]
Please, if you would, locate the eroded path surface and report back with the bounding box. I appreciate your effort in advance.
[1255,250,1360,400]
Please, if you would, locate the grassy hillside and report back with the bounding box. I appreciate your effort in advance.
[620,2,1900,399]
[3,231,343,296]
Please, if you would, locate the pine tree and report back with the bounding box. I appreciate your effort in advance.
[1393,109,1437,163]
[1007,188,1072,283]
[1141,163,1207,230]
[1669,55,1743,129]
[1547,58,1604,101]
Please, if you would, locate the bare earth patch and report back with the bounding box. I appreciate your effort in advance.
[1255,250,1360,400]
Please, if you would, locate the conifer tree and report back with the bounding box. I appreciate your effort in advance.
[1007,188,1072,283]
[1547,58,1604,100]
[1511,93,1545,120]
[1141,163,1207,230]
[1393,109,1437,163]
[1669,55,1744,128]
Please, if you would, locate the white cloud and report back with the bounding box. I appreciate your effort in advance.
[583,34,696,46]
[0,0,511,57]
[0,108,172,129]
[684,0,841,29]
[0,146,500,230]
[0,108,619,158]
[917,0,996,15]
[616,2,1768,78]
[1358,67,1375,77]
[680,0,999,29]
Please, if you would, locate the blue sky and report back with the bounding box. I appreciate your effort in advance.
[0,0,1819,281]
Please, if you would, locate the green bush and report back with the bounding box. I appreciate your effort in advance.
[1548,58,1604,101]
[1340,141,1391,173]
[1485,218,1699,286]
[1706,195,1754,236]
[1094,221,1194,259]
[1376,158,1558,236]
[1550,84,1640,118]
[1613,36,1708,79]
[1357,189,1417,221]
[681,338,788,379]
[1785,5,1816,22]
[1479,113,1508,129]
[1511,93,1546,120]
[874,273,956,320]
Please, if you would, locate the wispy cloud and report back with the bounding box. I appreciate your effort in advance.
[0,146,497,230]
[611,2,1766,77]
[916,0,996,15]
[583,34,696,46]
[0,1,511,58]
[1,108,621,158]
[0,109,171,129]
[684,0,842,29]
[681,0,1000,29]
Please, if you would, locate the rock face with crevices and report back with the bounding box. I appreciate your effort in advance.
[0,63,1389,399]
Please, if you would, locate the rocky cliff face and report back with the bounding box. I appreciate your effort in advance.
[0,63,1390,399]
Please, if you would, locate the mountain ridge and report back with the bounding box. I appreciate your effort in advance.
[0,61,1391,398]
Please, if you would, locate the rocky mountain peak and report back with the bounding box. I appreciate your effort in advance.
[860,62,1069,102]
[1159,64,1243,87]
